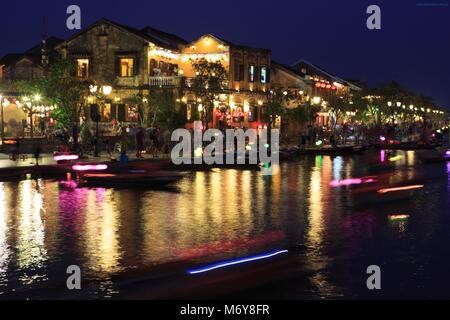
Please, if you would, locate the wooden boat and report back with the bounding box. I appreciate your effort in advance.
[417,149,450,163]
[79,171,182,188]
[376,141,442,150]
[302,144,364,155]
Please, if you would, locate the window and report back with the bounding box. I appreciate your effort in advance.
[76,59,89,78]
[126,105,139,122]
[100,103,111,122]
[248,65,256,82]
[150,59,158,76]
[260,66,267,84]
[234,62,244,81]
[120,58,134,77]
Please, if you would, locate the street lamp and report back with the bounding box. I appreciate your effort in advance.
[89,85,98,94]
[102,85,112,96]
[312,96,321,105]
[396,102,401,107]
[387,101,392,107]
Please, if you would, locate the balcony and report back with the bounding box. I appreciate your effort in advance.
[148,76,181,87]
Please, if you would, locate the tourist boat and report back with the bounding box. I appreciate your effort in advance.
[279,147,303,160]
[376,140,442,150]
[416,148,450,163]
[79,170,182,188]
[302,144,364,155]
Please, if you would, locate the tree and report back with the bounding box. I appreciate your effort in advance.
[136,88,184,130]
[262,88,293,129]
[286,102,321,125]
[190,58,228,129]
[35,58,91,149]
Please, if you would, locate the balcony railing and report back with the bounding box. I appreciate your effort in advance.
[148,76,181,87]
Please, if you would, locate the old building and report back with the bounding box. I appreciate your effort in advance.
[291,59,362,126]
[179,34,272,129]
[0,37,63,138]
[0,37,62,81]
[55,19,188,133]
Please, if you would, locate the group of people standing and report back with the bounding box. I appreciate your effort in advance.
[114,123,172,159]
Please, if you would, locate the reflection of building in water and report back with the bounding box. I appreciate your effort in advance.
[0,183,11,287]
[83,189,122,275]
[308,159,324,247]
[306,156,340,297]
[16,180,48,284]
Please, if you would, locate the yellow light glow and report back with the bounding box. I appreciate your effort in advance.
[312,97,321,104]
[243,101,250,113]
[102,86,112,96]
[149,48,179,60]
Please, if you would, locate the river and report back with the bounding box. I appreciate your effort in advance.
[0,149,449,299]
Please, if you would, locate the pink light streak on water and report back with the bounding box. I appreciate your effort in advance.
[72,164,108,171]
[54,154,79,161]
[380,150,386,162]
[330,177,377,187]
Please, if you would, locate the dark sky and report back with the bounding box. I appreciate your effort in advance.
[1,0,449,109]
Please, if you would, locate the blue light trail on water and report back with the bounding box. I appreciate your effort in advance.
[187,249,289,275]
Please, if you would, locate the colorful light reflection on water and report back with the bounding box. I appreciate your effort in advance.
[0,150,449,299]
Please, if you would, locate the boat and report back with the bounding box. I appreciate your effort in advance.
[416,148,450,163]
[79,171,182,188]
[375,141,442,150]
[279,147,302,160]
[302,144,364,155]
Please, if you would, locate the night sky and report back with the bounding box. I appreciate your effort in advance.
[1,0,449,109]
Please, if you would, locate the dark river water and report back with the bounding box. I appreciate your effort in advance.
[0,150,449,299]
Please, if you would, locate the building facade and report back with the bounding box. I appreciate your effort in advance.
[179,34,272,130]
[55,19,187,134]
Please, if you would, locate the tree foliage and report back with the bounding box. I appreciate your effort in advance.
[35,58,91,128]
[137,88,184,130]
[262,88,294,128]
[190,58,228,128]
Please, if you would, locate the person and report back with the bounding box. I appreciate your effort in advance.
[330,133,336,147]
[129,124,137,151]
[162,128,172,155]
[120,127,128,154]
[119,150,129,163]
[21,119,27,138]
[135,127,144,158]
[10,139,19,161]
[149,126,160,157]
[34,147,42,166]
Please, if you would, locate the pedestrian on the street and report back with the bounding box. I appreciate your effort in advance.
[120,127,128,154]
[119,150,129,163]
[135,127,144,158]
[162,128,171,155]
[34,146,42,166]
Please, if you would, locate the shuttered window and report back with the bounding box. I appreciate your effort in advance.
[234,62,244,81]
